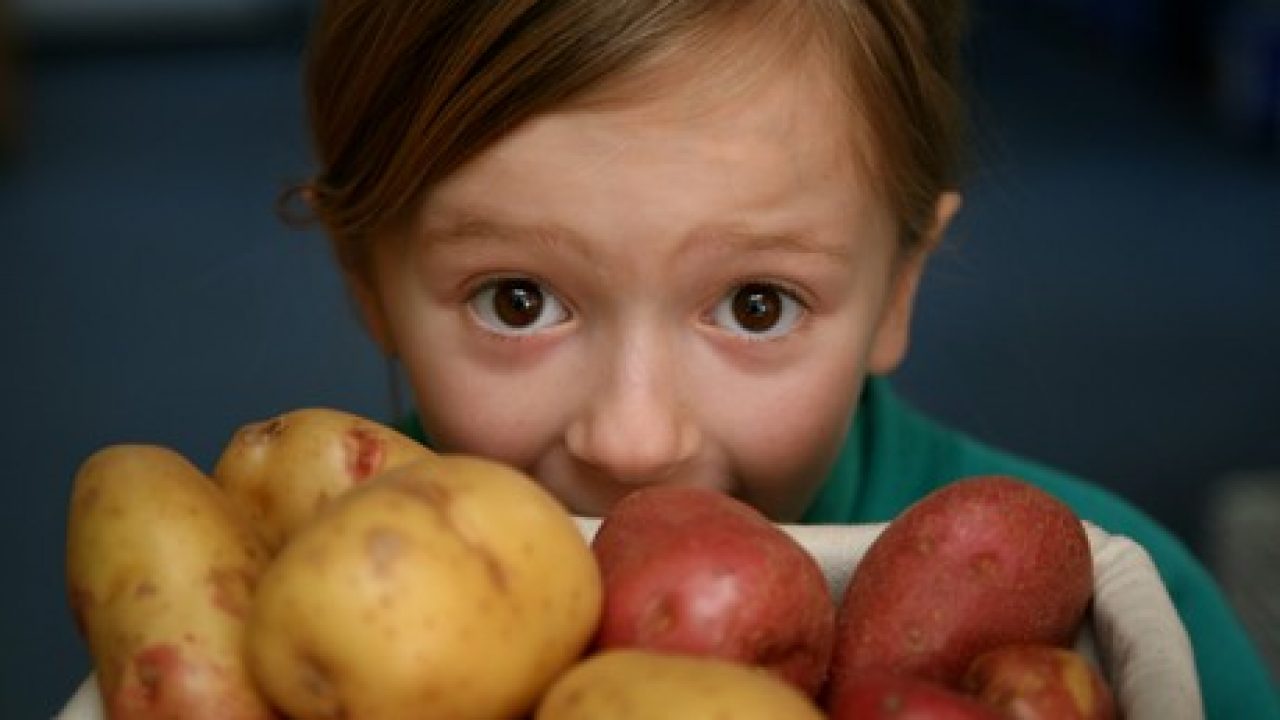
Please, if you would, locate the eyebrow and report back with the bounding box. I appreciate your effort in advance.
[424,215,600,261]
[684,225,853,263]
[424,213,852,264]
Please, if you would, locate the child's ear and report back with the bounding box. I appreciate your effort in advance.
[867,191,962,375]
[346,270,397,357]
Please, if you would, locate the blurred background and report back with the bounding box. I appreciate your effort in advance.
[2,0,1277,715]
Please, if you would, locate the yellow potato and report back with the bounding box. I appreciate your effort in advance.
[247,454,602,720]
[536,650,827,720]
[65,445,274,720]
[213,407,433,551]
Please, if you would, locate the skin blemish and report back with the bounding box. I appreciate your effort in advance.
[136,655,163,703]
[755,638,804,669]
[133,581,158,599]
[561,686,585,709]
[245,417,287,444]
[915,537,936,556]
[969,552,1001,582]
[392,479,510,591]
[312,490,333,513]
[113,643,185,712]
[641,595,678,639]
[207,567,252,619]
[409,478,452,508]
[344,427,385,482]
[905,626,926,654]
[471,542,509,593]
[298,651,346,719]
[76,484,101,511]
[250,484,276,515]
[365,526,405,577]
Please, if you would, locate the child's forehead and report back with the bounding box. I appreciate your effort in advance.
[558,14,880,183]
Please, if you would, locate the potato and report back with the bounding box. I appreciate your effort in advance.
[213,407,433,551]
[963,644,1117,720]
[536,650,826,720]
[827,671,1004,719]
[591,485,835,696]
[65,445,275,720]
[829,476,1093,696]
[246,454,601,720]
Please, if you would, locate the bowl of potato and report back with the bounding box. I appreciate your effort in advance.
[57,408,1201,720]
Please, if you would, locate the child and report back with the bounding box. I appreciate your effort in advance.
[294,1,1278,716]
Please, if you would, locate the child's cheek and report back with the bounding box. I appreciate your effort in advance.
[718,377,860,519]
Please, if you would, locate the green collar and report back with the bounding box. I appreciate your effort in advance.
[800,377,875,524]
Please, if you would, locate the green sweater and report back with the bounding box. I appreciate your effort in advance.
[401,377,1279,717]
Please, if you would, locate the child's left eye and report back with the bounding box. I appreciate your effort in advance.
[468,277,571,335]
[709,283,804,340]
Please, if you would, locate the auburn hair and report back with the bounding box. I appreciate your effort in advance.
[294,0,967,275]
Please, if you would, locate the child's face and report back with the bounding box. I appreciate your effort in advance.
[356,49,938,521]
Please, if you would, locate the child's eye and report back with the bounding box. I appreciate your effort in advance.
[709,282,804,340]
[468,277,570,335]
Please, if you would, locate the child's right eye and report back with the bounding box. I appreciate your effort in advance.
[467,277,571,335]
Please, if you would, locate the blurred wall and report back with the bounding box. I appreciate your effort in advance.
[14,0,302,41]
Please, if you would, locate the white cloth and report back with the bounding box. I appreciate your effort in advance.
[57,520,1201,720]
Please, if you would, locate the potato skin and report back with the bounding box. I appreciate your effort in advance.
[591,485,835,696]
[828,671,1005,720]
[830,476,1093,695]
[536,650,826,720]
[65,445,275,720]
[247,454,602,720]
[213,407,433,551]
[963,644,1117,720]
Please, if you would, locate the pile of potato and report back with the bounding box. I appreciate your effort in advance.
[65,408,1118,719]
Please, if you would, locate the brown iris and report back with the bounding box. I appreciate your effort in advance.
[732,283,783,333]
[492,279,544,328]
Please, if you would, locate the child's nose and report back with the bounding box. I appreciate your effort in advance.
[564,342,701,485]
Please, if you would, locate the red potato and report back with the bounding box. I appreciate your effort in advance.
[964,644,1117,720]
[828,671,1005,720]
[591,485,835,697]
[829,476,1093,696]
